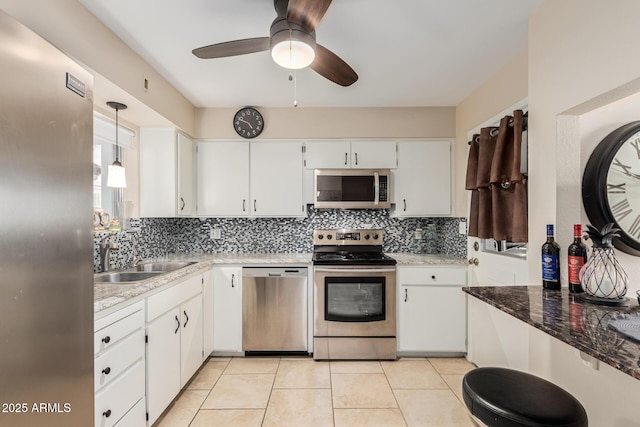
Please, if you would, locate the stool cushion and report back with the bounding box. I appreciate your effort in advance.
[462,367,588,427]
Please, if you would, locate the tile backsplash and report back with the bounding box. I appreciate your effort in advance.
[94,208,467,272]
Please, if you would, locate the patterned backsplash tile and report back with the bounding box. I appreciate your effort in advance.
[93,208,467,272]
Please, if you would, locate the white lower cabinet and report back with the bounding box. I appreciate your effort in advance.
[94,301,145,427]
[146,274,205,425]
[212,266,243,354]
[397,266,467,354]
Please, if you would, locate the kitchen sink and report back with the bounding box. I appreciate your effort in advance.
[94,271,163,283]
[129,261,198,272]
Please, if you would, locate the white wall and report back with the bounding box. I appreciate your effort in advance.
[528,0,640,287]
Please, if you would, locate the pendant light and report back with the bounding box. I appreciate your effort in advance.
[106,101,127,188]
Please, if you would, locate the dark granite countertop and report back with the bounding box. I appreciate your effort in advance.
[463,285,640,381]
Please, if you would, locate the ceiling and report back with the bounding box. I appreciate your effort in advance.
[79,0,542,109]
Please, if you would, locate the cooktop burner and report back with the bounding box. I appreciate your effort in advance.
[312,228,397,266]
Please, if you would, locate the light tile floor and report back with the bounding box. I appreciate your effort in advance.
[154,357,476,427]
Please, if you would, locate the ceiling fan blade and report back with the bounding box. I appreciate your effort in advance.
[192,37,270,59]
[311,44,358,87]
[287,0,333,33]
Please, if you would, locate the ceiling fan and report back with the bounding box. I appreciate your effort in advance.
[192,0,358,87]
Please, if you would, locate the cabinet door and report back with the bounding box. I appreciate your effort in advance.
[398,284,466,353]
[197,141,250,216]
[202,269,214,358]
[212,267,242,353]
[350,140,397,169]
[393,140,451,216]
[304,140,351,168]
[177,133,195,216]
[146,307,181,425]
[250,142,304,217]
[139,128,177,217]
[180,293,204,387]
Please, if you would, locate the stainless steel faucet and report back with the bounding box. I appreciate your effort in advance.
[99,234,119,272]
[129,235,143,267]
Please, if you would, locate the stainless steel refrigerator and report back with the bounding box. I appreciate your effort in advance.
[0,9,94,426]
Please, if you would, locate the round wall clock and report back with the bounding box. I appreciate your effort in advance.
[233,107,263,139]
[582,120,640,256]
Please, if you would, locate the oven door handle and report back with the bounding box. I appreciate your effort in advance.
[314,268,396,273]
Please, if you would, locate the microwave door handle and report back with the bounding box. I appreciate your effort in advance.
[374,172,380,205]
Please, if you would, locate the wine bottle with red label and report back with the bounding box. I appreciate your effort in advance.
[567,224,588,293]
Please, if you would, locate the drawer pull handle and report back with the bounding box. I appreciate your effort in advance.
[101,336,111,344]
[231,274,235,288]
[103,409,111,418]
[175,315,181,334]
[405,288,408,302]
[183,310,189,327]
[102,367,111,375]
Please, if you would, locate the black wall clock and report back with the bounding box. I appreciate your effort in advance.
[582,120,640,256]
[233,107,263,139]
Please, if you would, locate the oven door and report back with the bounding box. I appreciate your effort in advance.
[314,266,396,337]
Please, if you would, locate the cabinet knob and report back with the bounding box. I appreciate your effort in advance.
[431,275,436,280]
[101,336,111,344]
[102,367,111,375]
[468,258,479,266]
[103,409,111,418]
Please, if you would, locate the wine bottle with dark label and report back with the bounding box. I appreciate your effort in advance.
[541,224,560,290]
[567,223,587,293]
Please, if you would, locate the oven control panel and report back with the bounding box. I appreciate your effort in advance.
[313,229,383,245]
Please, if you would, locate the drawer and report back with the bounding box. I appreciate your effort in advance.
[113,398,145,427]
[147,274,202,322]
[398,266,466,286]
[95,330,145,392]
[94,309,144,355]
[95,360,145,427]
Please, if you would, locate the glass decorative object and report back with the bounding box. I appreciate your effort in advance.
[579,223,628,299]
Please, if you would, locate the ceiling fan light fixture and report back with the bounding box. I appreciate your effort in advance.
[270,27,316,70]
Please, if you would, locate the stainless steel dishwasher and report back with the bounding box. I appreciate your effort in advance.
[242,267,308,354]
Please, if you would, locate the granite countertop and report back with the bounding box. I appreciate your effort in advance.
[95,252,465,315]
[463,285,640,380]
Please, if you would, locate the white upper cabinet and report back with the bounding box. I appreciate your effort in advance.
[304,140,397,169]
[304,140,351,168]
[350,140,397,169]
[250,141,305,217]
[177,133,195,216]
[197,141,304,218]
[197,141,250,216]
[392,140,452,217]
[140,128,195,217]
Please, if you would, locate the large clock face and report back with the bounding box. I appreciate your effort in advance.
[583,121,640,256]
[233,107,263,139]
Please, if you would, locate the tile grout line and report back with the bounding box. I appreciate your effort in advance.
[260,357,281,426]
[381,360,410,427]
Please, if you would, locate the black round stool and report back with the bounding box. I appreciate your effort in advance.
[462,367,588,427]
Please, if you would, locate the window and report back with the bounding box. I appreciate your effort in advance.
[92,114,134,219]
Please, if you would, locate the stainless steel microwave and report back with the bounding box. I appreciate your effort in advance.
[314,169,391,209]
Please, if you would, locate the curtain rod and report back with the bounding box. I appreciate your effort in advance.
[468,115,528,145]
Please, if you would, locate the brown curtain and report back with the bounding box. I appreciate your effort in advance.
[466,109,528,242]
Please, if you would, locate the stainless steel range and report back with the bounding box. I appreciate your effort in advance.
[312,229,397,360]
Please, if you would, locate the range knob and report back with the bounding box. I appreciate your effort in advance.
[373,234,379,240]
[317,234,324,240]
[327,235,333,240]
[364,234,370,240]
